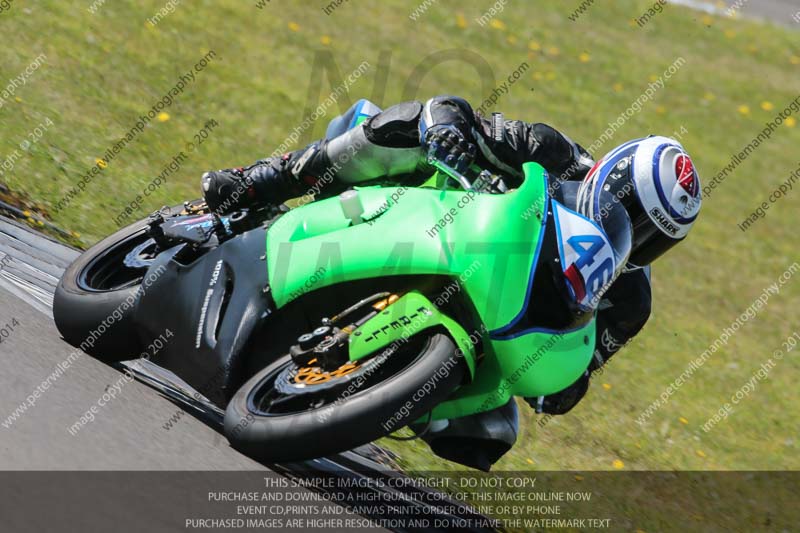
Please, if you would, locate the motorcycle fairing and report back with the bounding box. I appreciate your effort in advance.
[266,164,550,330]
[133,226,272,405]
[267,163,596,414]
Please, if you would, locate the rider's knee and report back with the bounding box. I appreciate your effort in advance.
[364,101,423,147]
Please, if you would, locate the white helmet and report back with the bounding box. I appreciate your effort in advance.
[577,136,702,268]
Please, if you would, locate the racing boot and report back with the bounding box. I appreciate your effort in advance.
[201,141,332,213]
[410,398,519,472]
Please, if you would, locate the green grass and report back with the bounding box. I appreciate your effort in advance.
[2,0,798,479]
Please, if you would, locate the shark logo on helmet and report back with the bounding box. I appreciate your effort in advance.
[649,207,679,236]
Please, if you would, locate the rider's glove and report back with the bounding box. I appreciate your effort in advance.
[202,168,257,213]
[423,125,477,173]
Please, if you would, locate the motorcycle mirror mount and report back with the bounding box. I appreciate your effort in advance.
[339,189,364,225]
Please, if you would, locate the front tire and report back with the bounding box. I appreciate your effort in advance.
[224,333,465,463]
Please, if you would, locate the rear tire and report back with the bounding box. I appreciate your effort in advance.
[53,218,151,362]
[224,333,464,463]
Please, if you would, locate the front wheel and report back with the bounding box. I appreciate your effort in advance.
[224,333,465,463]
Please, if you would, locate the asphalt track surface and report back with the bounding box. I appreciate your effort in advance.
[0,217,262,470]
[672,0,799,27]
[742,0,800,25]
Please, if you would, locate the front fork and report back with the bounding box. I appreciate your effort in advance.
[347,291,477,376]
[287,291,478,377]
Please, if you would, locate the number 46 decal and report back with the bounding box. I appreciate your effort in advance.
[567,235,613,293]
[567,235,604,268]
[554,201,617,309]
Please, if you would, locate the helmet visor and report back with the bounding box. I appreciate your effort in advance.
[593,188,633,279]
[628,213,682,267]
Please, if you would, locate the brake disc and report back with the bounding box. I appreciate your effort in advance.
[273,352,388,396]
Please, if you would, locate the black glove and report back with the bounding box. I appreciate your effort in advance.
[423,125,476,173]
[201,168,256,213]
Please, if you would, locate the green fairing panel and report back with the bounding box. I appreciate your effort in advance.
[428,321,595,420]
[347,291,477,377]
[265,163,548,332]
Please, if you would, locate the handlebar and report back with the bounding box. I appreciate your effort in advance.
[427,157,508,195]
[427,156,475,191]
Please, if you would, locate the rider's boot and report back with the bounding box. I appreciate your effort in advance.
[410,398,519,472]
[525,370,590,415]
[201,141,332,213]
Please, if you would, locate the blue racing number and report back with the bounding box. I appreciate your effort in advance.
[586,257,614,294]
[567,235,605,268]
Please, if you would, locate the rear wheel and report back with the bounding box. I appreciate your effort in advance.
[53,218,159,361]
[224,332,465,463]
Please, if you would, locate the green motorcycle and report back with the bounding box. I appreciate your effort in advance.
[224,156,599,462]
[56,139,608,469]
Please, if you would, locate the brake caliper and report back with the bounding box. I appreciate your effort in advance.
[289,292,402,372]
